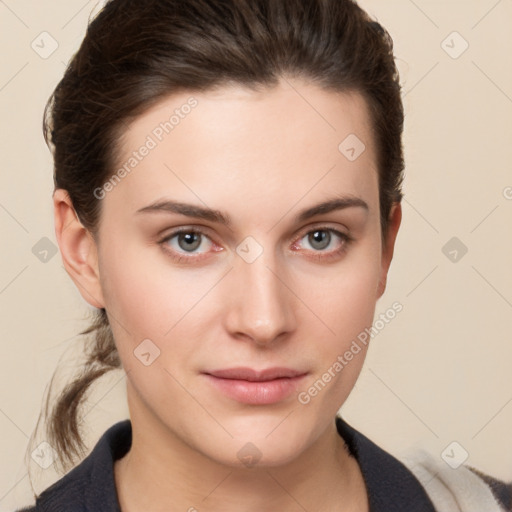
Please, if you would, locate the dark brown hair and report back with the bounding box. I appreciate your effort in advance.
[39,0,404,473]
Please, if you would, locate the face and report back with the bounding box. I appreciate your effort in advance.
[74,78,399,467]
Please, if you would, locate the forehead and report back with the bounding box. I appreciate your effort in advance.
[104,79,378,221]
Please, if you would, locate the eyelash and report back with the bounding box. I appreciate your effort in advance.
[158,226,353,264]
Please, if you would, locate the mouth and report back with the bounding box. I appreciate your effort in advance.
[202,367,309,405]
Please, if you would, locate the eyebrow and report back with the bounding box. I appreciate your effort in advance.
[135,195,369,226]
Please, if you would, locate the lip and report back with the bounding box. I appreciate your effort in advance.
[203,367,308,405]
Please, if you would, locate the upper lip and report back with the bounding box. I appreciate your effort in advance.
[205,367,308,382]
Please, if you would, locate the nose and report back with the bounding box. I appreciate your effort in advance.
[223,247,297,346]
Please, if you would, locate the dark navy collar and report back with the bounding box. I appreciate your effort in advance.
[335,416,436,511]
[34,417,436,512]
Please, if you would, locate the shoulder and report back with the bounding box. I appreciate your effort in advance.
[13,420,132,512]
[336,415,511,512]
[468,465,512,510]
[399,447,511,512]
[336,416,437,511]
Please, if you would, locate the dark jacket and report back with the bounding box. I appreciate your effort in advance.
[16,417,510,511]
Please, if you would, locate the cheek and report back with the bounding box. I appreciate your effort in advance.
[97,237,224,379]
[99,255,166,336]
[296,236,382,391]
[305,243,382,333]
[98,235,204,337]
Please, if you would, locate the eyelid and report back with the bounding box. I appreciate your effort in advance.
[290,225,353,258]
[293,222,352,242]
[158,227,219,263]
[158,226,217,250]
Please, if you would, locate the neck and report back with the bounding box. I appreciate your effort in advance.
[114,399,368,512]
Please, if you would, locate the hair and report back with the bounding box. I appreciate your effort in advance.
[38,0,405,473]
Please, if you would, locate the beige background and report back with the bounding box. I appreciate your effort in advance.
[1,0,511,509]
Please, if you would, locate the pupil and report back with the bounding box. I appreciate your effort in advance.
[310,230,330,250]
[179,232,200,251]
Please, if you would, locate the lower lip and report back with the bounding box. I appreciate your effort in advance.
[203,374,307,405]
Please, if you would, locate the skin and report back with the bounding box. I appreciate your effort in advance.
[54,77,401,511]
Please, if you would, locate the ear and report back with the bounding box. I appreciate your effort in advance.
[377,202,402,299]
[53,188,105,309]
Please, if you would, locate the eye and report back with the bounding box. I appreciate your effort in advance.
[293,227,352,261]
[159,228,216,262]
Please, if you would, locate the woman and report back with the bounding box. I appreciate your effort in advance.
[16,0,510,510]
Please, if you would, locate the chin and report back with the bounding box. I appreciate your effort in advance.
[200,416,315,469]
[204,436,306,470]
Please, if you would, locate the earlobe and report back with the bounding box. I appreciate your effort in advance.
[53,188,105,309]
[377,202,402,298]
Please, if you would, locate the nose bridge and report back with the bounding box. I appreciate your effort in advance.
[226,237,296,344]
